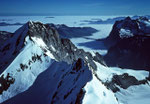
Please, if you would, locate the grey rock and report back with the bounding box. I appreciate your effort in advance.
[105,73,148,92]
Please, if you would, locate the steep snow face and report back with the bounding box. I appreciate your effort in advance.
[83,75,118,104]
[3,59,92,104]
[0,23,29,73]
[0,36,54,103]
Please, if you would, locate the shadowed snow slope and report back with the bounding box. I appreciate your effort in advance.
[3,59,92,104]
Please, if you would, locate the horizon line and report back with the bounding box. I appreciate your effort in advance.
[0,13,147,16]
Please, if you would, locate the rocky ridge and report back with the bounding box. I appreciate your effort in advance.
[0,21,103,103]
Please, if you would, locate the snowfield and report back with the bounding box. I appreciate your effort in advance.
[83,60,149,104]
[116,84,150,104]
[119,28,134,38]
[83,75,118,104]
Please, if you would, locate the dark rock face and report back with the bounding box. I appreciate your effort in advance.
[104,35,150,70]
[104,17,150,70]
[105,73,148,92]
[0,73,15,94]
[75,89,85,104]
[93,52,106,66]
[73,58,82,72]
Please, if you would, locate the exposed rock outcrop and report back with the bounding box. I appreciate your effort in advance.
[105,73,148,92]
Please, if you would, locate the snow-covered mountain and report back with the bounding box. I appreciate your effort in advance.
[0,21,103,103]
[0,17,150,104]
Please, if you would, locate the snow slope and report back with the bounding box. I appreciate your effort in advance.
[83,75,118,104]
[0,35,54,102]
[3,59,92,104]
[83,60,150,104]
[116,84,150,104]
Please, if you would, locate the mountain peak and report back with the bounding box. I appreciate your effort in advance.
[104,16,150,47]
[124,16,132,21]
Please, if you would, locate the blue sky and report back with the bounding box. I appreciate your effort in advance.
[0,0,150,15]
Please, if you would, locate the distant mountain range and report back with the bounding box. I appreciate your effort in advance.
[81,15,150,24]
